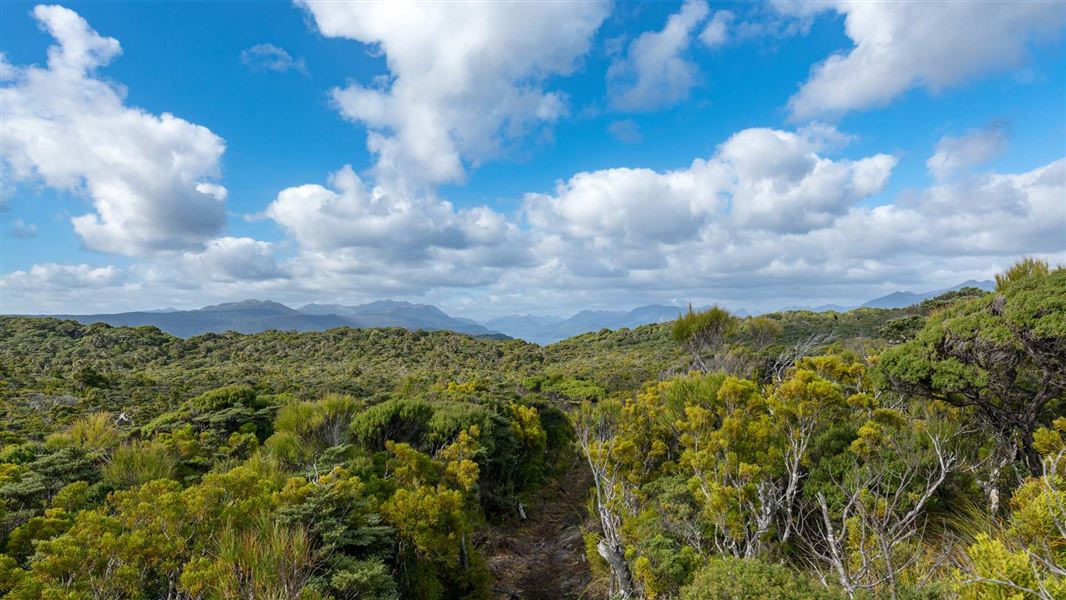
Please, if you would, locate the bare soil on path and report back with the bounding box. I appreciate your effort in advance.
[481,457,596,599]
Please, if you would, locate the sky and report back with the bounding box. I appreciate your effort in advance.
[1,0,1064,319]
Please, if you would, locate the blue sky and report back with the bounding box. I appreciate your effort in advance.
[1,1,1064,317]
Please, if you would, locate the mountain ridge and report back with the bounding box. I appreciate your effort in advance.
[21,280,995,344]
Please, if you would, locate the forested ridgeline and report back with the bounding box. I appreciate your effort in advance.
[0,261,1062,599]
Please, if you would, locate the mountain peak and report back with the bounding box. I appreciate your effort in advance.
[199,299,294,313]
[861,280,995,309]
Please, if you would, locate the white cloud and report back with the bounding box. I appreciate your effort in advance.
[240,43,307,75]
[608,0,710,111]
[517,126,900,298]
[721,128,896,232]
[178,237,288,283]
[699,10,733,48]
[0,5,228,255]
[266,165,513,258]
[607,119,642,143]
[0,238,291,313]
[3,118,1061,316]
[1,263,126,298]
[927,125,1009,180]
[502,127,1062,313]
[9,218,38,239]
[524,125,896,254]
[780,1,1066,119]
[300,0,608,188]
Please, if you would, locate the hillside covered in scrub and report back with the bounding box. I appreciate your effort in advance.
[0,262,1063,599]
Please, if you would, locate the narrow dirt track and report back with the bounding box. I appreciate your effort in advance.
[482,458,595,599]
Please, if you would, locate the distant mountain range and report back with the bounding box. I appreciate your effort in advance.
[23,280,995,344]
[486,304,684,345]
[484,280,993,342]
[299,301,493,336]
[859,280,994,309]
[44,299,493,339]
[780,280,994,313]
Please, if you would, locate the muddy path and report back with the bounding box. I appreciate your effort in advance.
[481,457,596,599]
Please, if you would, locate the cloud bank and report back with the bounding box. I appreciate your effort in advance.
[1,5,228,255]
[779,1,1066,120]
[2,3,1062,317]
[301,0,608,188]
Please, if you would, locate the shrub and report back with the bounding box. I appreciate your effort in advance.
[680,557,844,600]
[102,442,178,488]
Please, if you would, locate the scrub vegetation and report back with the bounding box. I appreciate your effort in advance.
[0,260,1062,599]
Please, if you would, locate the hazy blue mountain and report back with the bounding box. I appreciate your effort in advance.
[42,299,498,338]
[951,280,996,292]
[486,304,685,344]
[32,280,994,343]
[483,314,564,341]
[618,304,683,328]
[861,280,994,309]
[779,304,855,313]
[861,292,926,309]
[483,280,994,344]
[299,300,493,336]
[49,300,352,338]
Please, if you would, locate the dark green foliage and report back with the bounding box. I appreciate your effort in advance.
[276,466,395,598]
[351,398,444,451]
[0,271,1060,599]
[672,305,737,371]
[680,557,845,599]
[532,375,607,402]
[0,446,96,511]
[878,315,926,343]
[880,267,1065,473]
[4,508,74,562]
[0,320,545,438]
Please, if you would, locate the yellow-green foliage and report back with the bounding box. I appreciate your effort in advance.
[995,257,1050,291]
[0,262,1060,599]
[956,534,1065,600]
[103,441,178,488]
[179,518,319,600]
[45,412,122,458]
[681,557,845,599]
[671,306,736,346]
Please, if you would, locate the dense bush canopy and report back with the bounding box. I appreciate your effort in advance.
[0,263,1061,599]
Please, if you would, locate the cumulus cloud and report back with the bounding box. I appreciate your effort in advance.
[525,125,895,252]
[177,237,288,283]
[1,263,128,313]
[780,1,1066,119]
[508,149,1062,312]
[18,124,1051,315]
[699,10,733,48]
[0,5,228,255]
[4,263,125,289]
[927,125,1010,180]
[300,0,608,188]
[721,128,895,232]
[0,237,293,313]
[808,159,1065,265]
[519,125,899,294]
[9,218,38,239]
[262,163,534,297]
[608,0,710,111]
[267,165,513,257]
[240,43,307,75]
[6,155,1062,315]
